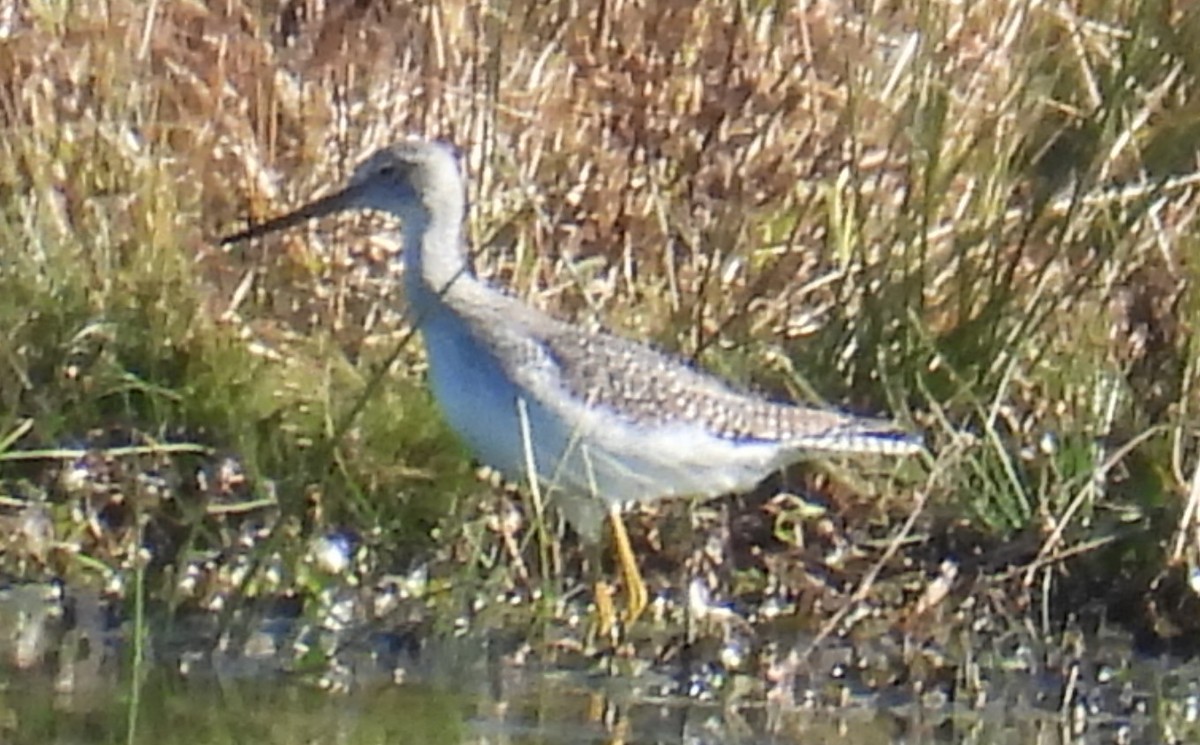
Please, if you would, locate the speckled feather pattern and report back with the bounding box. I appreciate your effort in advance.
[452,286,921,456]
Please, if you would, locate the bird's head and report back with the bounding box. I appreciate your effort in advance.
[220,139,464,246]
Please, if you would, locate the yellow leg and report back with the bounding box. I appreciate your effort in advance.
[609,505,648,626]
[594,577,617,638]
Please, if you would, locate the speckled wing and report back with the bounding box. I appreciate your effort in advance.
[482,303,921,455]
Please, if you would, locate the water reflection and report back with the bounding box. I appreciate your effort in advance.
[0,655,1189,745]
[1,582,1196,743]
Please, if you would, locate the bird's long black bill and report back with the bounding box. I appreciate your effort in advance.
[219,181,370,246]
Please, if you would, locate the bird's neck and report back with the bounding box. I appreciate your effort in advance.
[402,204,473,323]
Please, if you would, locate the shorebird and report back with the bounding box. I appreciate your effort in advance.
[220,140,922,628]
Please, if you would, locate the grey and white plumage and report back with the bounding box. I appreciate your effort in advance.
[221,140,922,539]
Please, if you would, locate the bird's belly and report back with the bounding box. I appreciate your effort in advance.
[425,350,624,498]
[423,327,529,479]
[421,318,785,517]
[553,420,785,504]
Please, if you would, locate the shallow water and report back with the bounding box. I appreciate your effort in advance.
[0,667,1123,743]
[3,582,1199,744]
[4,641,1198,744]
[2,662,1192,745]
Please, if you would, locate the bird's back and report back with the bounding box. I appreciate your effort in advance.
[426,283,919,516]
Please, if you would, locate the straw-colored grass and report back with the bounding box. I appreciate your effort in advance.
[1,0,1199,648]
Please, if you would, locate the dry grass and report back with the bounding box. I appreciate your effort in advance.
[1,0,1200,648]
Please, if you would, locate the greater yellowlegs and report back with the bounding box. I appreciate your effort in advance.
[221,140,923,626]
